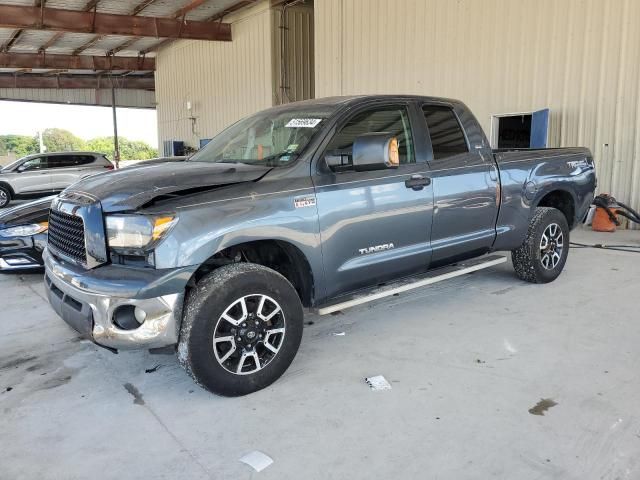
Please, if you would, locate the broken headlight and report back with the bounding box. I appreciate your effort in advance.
[105,214,177,254]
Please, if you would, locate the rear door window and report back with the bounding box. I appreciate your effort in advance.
[422,105,469,160]
[49,155,96,167]
[47,156,74,168]
[71,155,96,166]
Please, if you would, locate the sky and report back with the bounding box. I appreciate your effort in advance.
[0,101,158,147]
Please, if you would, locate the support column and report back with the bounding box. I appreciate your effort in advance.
[111,85,120,168]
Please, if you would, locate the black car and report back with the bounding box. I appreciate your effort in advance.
[0,196,53,271]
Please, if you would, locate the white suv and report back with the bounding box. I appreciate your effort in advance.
[0,152,114,208]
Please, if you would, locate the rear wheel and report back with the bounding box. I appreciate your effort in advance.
[0,186,11,208]
[178,263,304,396]
[511,207,570,283]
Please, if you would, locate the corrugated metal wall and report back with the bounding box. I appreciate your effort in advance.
[155,1,274,149]
[271,3,315,105]
[0,88,155,108]
[315,0,640,214]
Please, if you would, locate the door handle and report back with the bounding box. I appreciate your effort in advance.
[405,174,431,190]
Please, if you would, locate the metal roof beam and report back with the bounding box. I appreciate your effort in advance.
[107,37,139,56]
[72,35,104,55]
[140,0,256,55]
[0,5,232,41]
[0,72,154,90]
[0,52,155,71]
[131,0,158,16]
[172,0,209,19]
[114,0,210,56]
[38,31,64,52]
[208,0,258,21]
[0,29,24,53]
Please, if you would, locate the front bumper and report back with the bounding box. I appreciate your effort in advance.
[44,249,198,350]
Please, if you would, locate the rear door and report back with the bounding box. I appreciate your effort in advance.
[420,103,499,265]
[313,102,434,299]
[49,155,99,191]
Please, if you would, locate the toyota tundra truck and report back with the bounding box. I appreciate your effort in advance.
[43,95,596,396]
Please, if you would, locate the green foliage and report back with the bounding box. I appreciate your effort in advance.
[42,128,86,153]
[0,134,38,157]
[0,128,157,161]
[86,137,158,161]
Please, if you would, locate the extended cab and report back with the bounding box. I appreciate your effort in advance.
[43,96,596,396]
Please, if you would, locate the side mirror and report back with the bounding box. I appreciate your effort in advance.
[352,133,400,172]
[17,165,26,172]
[325,154,350,171]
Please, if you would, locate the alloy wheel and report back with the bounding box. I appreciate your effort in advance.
[213,294,286,375]
[539,223,564,270]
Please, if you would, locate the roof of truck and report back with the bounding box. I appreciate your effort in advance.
[272,94,463,109]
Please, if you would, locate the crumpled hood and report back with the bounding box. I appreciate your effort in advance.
[64,161,271,212]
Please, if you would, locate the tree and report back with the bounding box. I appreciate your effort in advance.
[42,128,86,153]
[85,136,158,161]
[0,134,39,157]
[1,128,157,161]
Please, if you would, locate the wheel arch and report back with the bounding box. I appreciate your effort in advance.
[534,188,576,228]
[188,239,316,308]
[0,181,15,197]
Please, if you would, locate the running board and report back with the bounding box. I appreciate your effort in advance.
[314,255,507,316]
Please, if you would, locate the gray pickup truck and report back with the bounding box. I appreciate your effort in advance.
[43,95,596,396]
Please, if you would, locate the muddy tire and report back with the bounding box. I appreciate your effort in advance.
[0,185,11,208]
[178,263,304,397]
[511,207,570,283]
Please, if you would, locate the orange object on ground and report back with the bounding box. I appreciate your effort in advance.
[592,206,618,232]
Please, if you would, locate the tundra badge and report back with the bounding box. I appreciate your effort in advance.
[359,243,395,255]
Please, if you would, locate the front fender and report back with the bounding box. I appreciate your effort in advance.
[152,193,325,295]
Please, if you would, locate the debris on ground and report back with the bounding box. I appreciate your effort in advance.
[239,450,273,472]
[123,383,145,406]
[528,398,558,416]
[332,332,346,336]
[365,375,392,391]
[145,364,162,374]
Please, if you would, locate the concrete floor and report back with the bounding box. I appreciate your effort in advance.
[1,228,639,480]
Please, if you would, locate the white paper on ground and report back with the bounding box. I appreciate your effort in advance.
[365,375,392,391]
[333,332,346,336]
[239,451,273,472]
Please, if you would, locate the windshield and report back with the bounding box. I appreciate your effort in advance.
[189,106,336,167]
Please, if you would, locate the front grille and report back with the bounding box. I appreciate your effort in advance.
[48,209,87,264]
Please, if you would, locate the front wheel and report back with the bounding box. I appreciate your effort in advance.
[178,263,304,396]
[511,207,570,283]
[0,186,11,208]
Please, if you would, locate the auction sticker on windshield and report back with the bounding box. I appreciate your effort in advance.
[286,118,322,128]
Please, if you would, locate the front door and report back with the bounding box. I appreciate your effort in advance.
[12,156,52,194]
[313,103,433,299]
[420,103,499,265]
